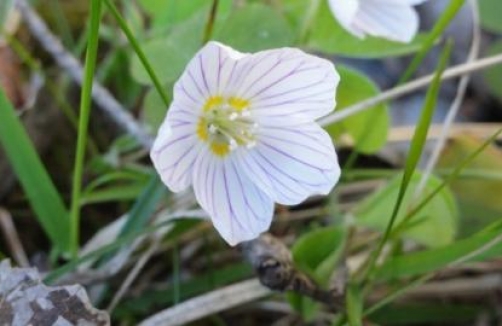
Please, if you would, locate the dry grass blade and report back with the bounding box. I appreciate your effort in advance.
[0,208,28,267]
[138,279,271,326]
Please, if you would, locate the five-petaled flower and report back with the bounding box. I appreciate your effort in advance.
[328,0,427,43]
[151,41,341,245]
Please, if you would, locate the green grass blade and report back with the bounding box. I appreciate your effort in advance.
[118,175,166,237]
[346,284,363,326]
[378,222,502,280]
[94,175,166,266]
[398,0,465,83]
[104,0,170,107]
[360,41,452,282]
[391,126,502,237]
[69,0,102,257]
[0,89,70,252]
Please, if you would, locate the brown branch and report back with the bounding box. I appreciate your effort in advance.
[240,233,345,311]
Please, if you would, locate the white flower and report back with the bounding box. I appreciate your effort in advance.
[150,42,341,245]
[328,0,427,43]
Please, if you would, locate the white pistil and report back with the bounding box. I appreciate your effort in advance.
[203,100,258,151]
[209,124,218,134]
[229,138,238,150]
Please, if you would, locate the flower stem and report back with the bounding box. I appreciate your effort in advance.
[104,0,170,107]
[69,0,102,257]
[203,0,219,44]
[298,0,321,45]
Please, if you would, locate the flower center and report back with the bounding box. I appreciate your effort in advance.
[197,96,257,157]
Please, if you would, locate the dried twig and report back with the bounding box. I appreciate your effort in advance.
[388,123,502,143]
[318,53,502,127]
[241,234,345,310]
[106,237,161,312]
[13,0,153,149]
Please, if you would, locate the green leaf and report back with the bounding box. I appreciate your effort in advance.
[137,0,232,33]
[326,65,389,153]
[214,3,294,52]
[479,0,502,34]
[79,183,147,205]
[437,133,502,235]
[284,0,427,58]
[0,88,70,252]
[376,220,502,280]
[292,226,347,284]
[130,37,194,85]
[287,226,347,320]
[483,41,502,101]
[142,85,171,130]
[355,172,458,248]
[130,8,207,85]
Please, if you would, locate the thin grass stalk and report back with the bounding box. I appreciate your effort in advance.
[69,0,102,257]
[104,0,170,107]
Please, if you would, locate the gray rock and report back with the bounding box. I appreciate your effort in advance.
[0,260,109,326]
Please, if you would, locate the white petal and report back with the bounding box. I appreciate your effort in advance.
[380,0,427,5]
[150,105,202,192]
[173,41,248,112]
[237,123,341,205]
[328,0,363,38]
[353,1,419,43]
[192,149,274,246]
[229,48,339,123]
[328,0,421,43]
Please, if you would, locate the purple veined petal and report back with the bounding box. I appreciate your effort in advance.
[238,123,341,205]
[197,41,248,96]
[229,47,339,122]
[172,42,248,111]
[150,116,202,192]
[192,148,274,246]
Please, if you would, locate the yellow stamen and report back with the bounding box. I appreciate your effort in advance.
[197,96,254,157]
[211,142,230,157]
[196,118,208,141]
[203,96,224,112]
[228,97,250,111]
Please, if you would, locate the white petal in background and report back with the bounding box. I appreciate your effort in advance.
[192,148,274,246]
[328,0,425,43]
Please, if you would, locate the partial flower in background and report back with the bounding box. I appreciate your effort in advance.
[150,41,341,245]
[327,0,427,43]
